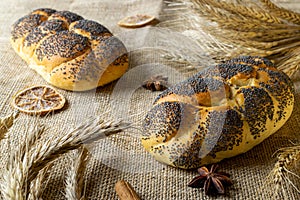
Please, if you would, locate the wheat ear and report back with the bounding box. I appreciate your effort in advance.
[0,121,44,200]
[0,120,42,200]
[264,145,300,199]
[28,163,53,200]
[0,112,18,140]
[65,146,90,200]
[0,116,130,200]
[260,0,300,25]
[191,0,300,77]
[201,0,283,24]
[26,117,130,183]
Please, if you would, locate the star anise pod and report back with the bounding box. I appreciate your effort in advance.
[188,164,233,195]
[142,75,168,91]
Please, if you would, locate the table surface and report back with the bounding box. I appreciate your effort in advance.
[0,0,299,199]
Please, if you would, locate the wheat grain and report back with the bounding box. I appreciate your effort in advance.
[193,0,260,29]
[192,0,275,29]
[201,0,283,24]
[65,147,89,200]
[1,158,24,200]
[264,145,300,199]
[0,112,18,140]
[28,163,53,200]
[260,0,300,25]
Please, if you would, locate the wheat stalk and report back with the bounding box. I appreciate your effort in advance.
[65,147,90,200]
[264,145,300,199]
[0,116,130,200]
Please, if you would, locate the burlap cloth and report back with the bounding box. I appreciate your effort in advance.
[0,0,299,199]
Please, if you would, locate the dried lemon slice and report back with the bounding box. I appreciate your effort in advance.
[12,85,66,115]
[118,14,156,28]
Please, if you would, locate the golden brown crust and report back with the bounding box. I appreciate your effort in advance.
[33,31,90,71]
[11,8,128,91]
[142,56,295,169]
[31,8,57,17]
[22,19,68,59]
[69,19,112,40]
[46,50,128,91]
[47,10,83,25]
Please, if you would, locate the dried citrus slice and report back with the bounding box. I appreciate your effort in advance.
[12,85,66,115]
[118,14,156,28]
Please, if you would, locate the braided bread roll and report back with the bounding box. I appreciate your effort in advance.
[142,56,294,169]
[11,8,128,91]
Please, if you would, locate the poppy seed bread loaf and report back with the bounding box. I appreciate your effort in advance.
[11,8,128,91]
[141,56,294,169]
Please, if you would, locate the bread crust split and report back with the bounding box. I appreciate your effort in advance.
[11,8,128,91]
[142,56,295,169]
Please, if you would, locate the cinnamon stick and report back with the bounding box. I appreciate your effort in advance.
[115,180,141,200]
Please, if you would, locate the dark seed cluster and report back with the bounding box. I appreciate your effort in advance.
[71,19,111,39]
[49,10,83,24]
[258,68,294,123]
[143,102,203,169]
[202,63,255,80]
[94,37,127,60]
[11,14,46,40]
[31,8,57,16]
[206,109,244,158]
[24,19,67,47]
[168,121,206,168]
[240,87,274,139]
[226,55,275,68]
[142,101,183,140]
[35,31,89,61]
[111,54,128,68]
[154,76,226,104]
